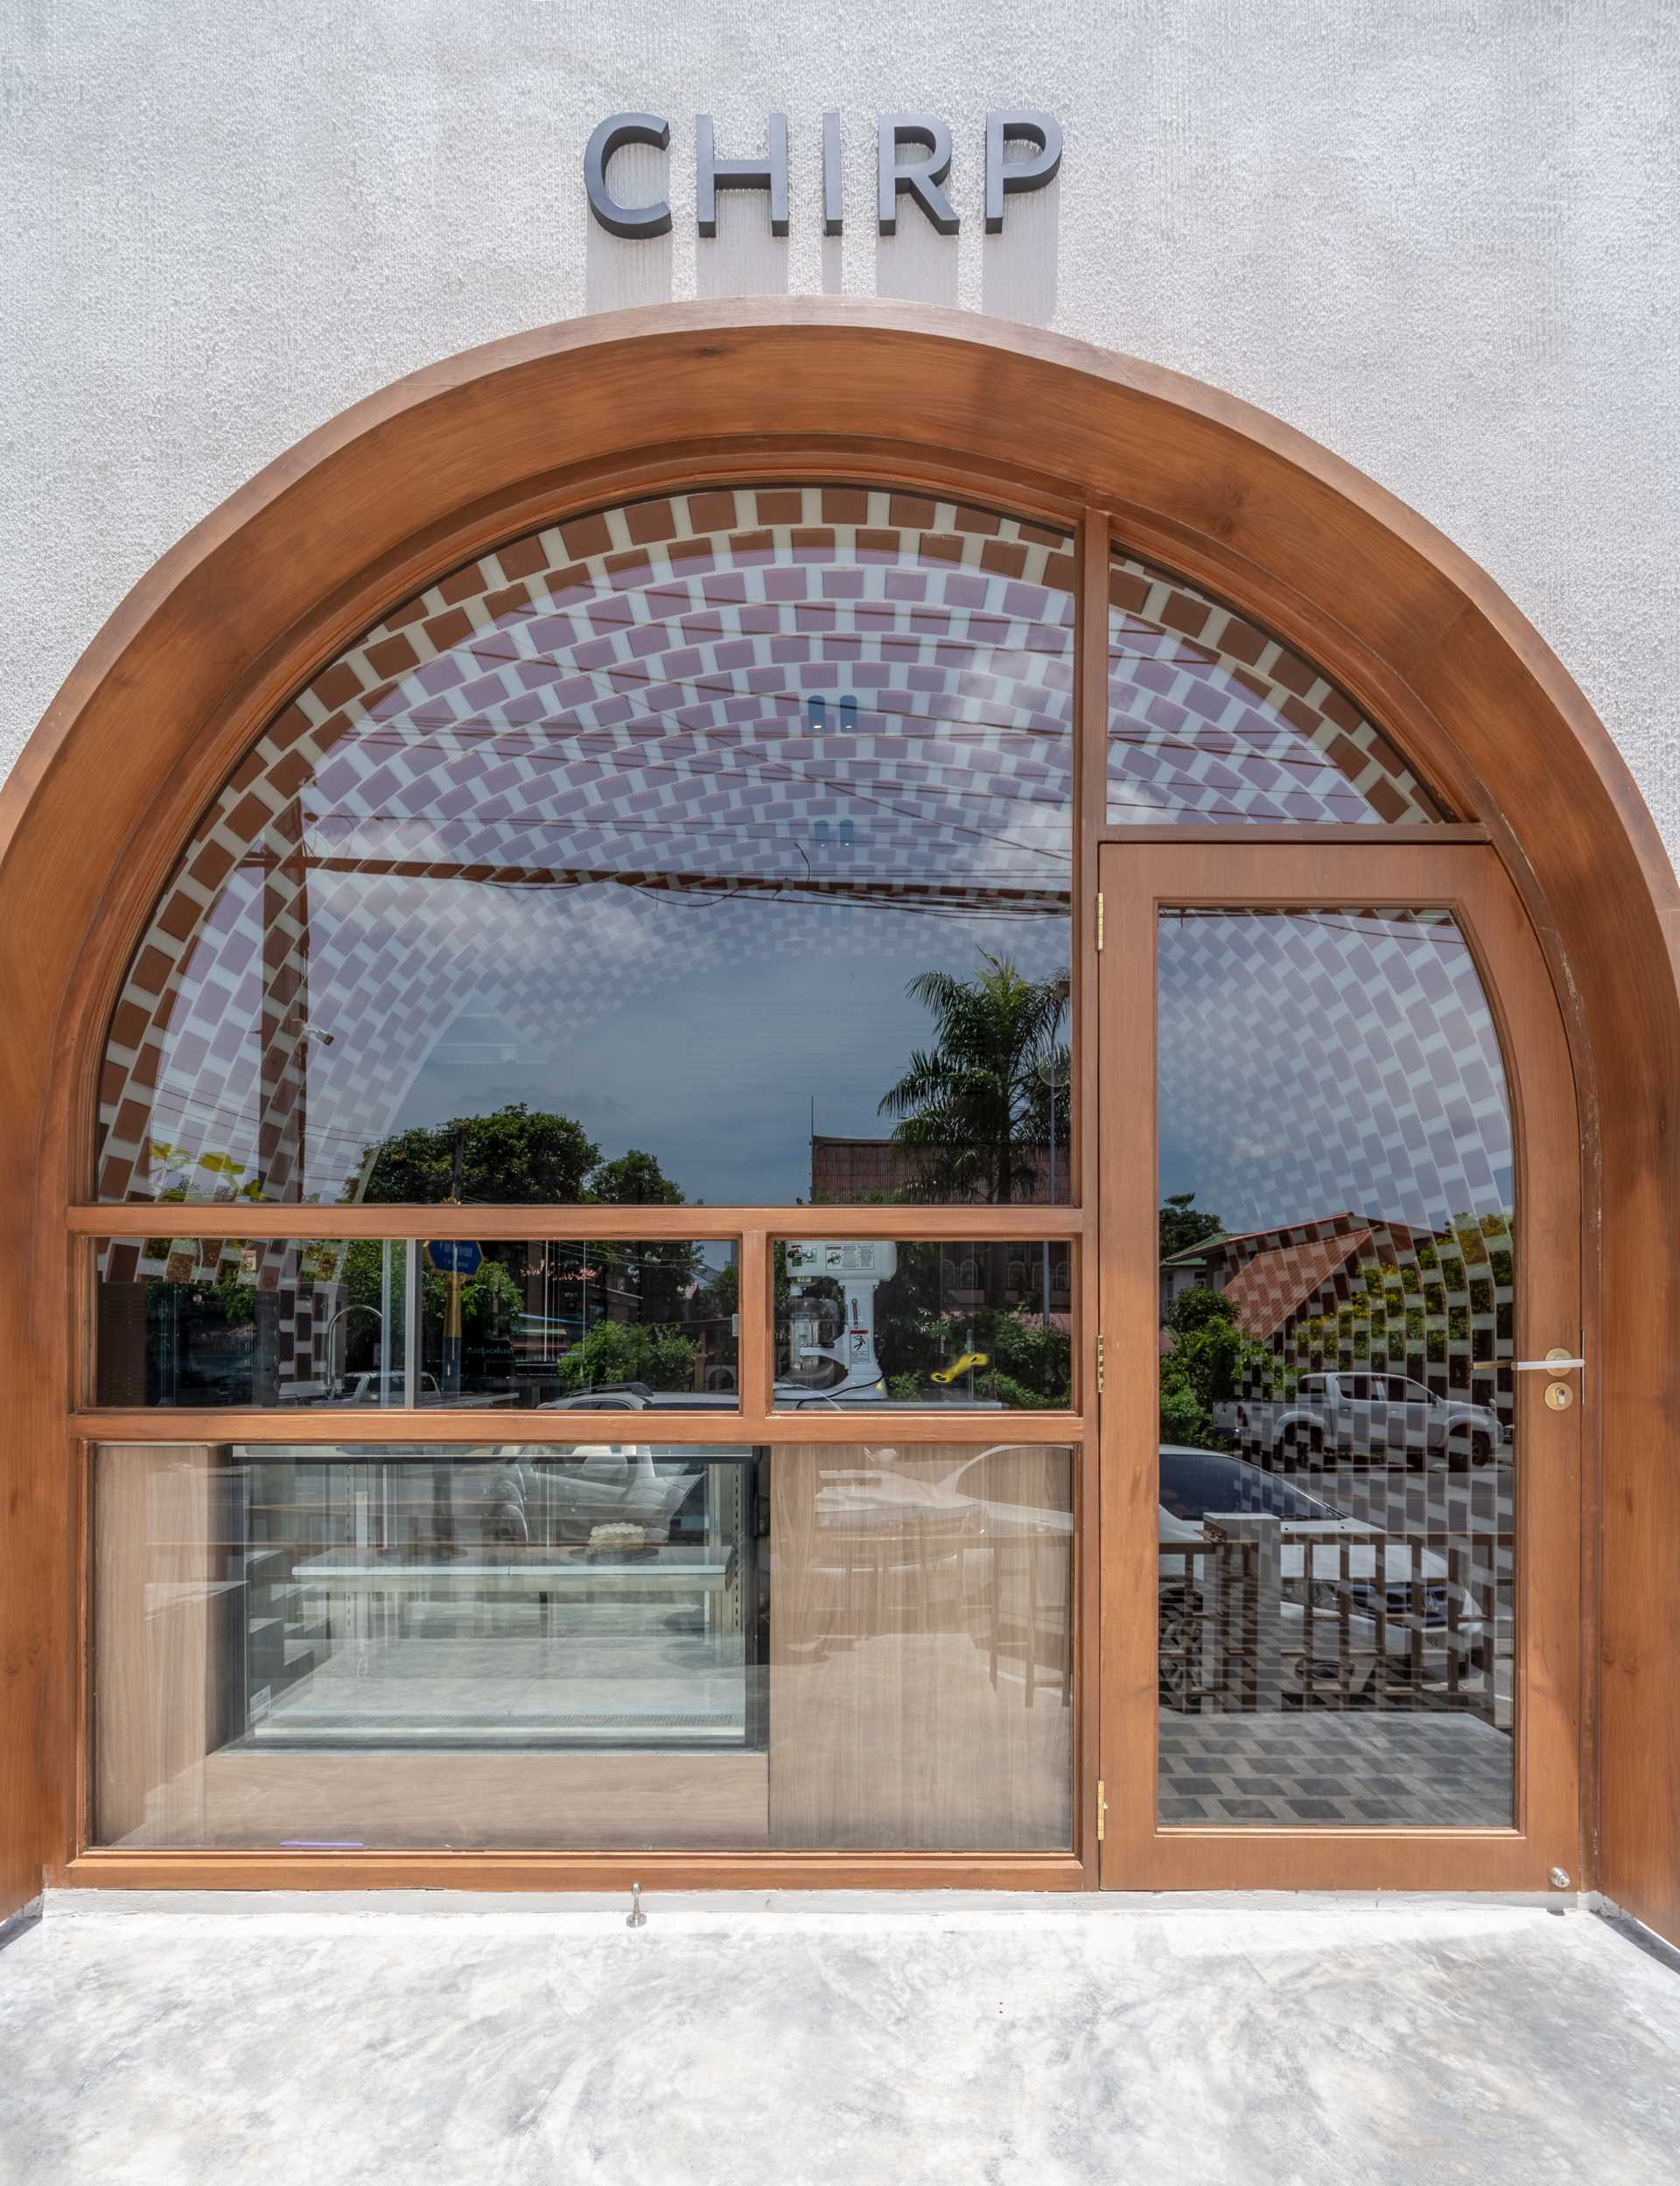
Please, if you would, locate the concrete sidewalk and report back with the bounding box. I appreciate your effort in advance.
[2,1892,1677,2184]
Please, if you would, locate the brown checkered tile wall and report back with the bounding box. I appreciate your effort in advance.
[1109,559,1446,824]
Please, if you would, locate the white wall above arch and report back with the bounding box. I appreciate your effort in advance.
[3,1,1678,877]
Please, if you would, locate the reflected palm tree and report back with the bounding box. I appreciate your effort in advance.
[878,954,1070,1205]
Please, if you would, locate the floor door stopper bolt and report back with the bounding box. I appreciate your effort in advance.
[626,1882,648,1930]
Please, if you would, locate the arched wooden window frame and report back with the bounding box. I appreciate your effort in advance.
[1,302,1675,1936]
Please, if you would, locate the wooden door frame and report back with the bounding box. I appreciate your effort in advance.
[1096,840,1582,1890]
[0,301,1673,1930]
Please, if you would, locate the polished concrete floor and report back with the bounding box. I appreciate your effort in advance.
[1,1892,1676,2184]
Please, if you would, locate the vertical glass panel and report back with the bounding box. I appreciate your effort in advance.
[1156,908,1513,1826]
[766,1442,1073,1848]
[773,1238,1073,1409]
[94,1237,409,1408]
[1108,552,1450,824]
[416,1239,738,1409]
[94,1236,740,1411]
[92,1440,1072,1851]
[100,488,1074,1207]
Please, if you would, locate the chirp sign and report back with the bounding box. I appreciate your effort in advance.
[584,111,1061,240]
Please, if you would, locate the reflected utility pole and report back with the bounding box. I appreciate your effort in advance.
[442,1122,466,1398]
[1042,1043,1058,1325]
[433,1121,466,1560]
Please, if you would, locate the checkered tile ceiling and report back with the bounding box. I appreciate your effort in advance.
[1108,566,1446,825]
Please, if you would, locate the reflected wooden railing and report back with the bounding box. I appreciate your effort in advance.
[1158,1530,1508,1715]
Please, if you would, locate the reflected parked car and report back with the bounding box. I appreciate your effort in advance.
[478,1444,704,1546]
[332,1371,442,1406]
[1155,1445,1488,1705]
[538,1381,738,1412]
[776,1442,1488,1706]
[1222,1371,1506,1470]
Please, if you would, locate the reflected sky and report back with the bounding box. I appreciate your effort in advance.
[382,893,1063,1204]
[101,487,1075,1206]
[1158,909,1514,1236]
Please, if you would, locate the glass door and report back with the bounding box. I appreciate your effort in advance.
[1096,842,1582,1889]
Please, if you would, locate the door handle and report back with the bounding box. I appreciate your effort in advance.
[1516,1348,1585,1412]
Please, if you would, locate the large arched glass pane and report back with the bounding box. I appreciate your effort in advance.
[1109,553,1451,825]
[99,489,1074,1206]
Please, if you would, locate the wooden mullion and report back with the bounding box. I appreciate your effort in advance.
[1068,1422,1100,1881]
[68,1230,94,1413]
[1067,507,1103,1228]
[72,1202,1087,1242]
[1077,508,1113,861]
[70,1434,91,1865]
[1070,507,1110,1878]
[738,1227,773,1417]
[1097,841,1164,1881]
[1091,823,1489,846]
[1074,515,1110,1413]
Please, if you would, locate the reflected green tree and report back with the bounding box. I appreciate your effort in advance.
[871,1242,1072,1408]
[1280,1215,1511,1392]
[589,1149,683,1205]
[553,1319,697,1395]
[333,1239,522,1385]
[1159,1191,1223,1260]
[359,1103,600,1205]
[586,1147,702,1318]
[1158,1285,1272,1449]
[350,1114,708,1383]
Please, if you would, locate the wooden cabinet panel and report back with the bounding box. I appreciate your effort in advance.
[94,1446,229,1847]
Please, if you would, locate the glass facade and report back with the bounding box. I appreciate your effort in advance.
[1155,908,1515,1825]
[81,480,1521,1875]
[94,1236,410,1409]
[774,1237,1072,1410]
[92,1440,1074,1852]
[94,1237,739,1411]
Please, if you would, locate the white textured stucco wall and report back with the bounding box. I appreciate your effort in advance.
[4,1,1677,856]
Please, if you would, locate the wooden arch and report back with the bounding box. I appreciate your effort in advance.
[1,300,1675,1938]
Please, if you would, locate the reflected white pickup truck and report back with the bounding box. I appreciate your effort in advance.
[1219,1371,1506,1470]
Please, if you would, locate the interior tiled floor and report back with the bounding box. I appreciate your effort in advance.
[1,1894,1676,2185]
[1158,1711,1512,1826]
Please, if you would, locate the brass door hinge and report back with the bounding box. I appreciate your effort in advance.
[1095,893,1104,951]
[1095,1333,1105,1396]
[1096,1778,1108,1842]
